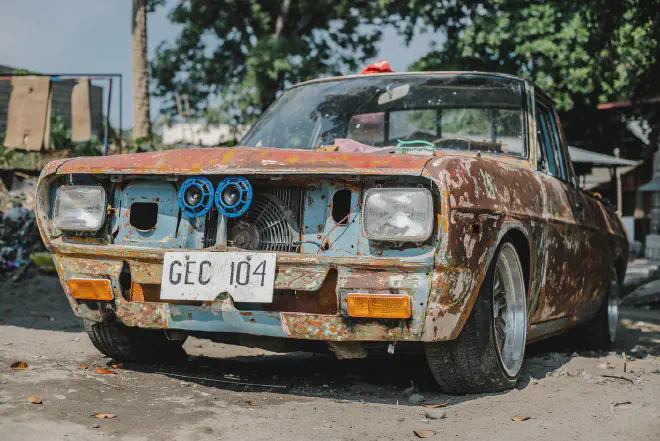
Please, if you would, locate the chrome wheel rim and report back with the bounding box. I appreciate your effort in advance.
[607,281,619,343]
[492,243,527,377]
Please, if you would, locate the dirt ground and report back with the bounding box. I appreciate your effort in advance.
[1,273,659,441]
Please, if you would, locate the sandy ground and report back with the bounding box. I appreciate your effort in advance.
[1,273,660,441]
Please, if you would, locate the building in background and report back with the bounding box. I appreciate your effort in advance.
[162,122,248,146]
[568,98,660,258]
[0,64,104,144]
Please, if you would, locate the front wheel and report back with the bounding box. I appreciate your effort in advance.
[425,241,527,394]
[84,320,187,363]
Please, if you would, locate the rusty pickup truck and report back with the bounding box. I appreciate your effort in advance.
[35,72,627,393]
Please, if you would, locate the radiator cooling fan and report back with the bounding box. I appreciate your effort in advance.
[228,194,299,252]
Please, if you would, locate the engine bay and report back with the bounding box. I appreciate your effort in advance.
[49,174,438,258]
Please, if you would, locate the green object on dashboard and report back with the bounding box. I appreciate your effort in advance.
[396,139,436,148]
[395,139,436,156]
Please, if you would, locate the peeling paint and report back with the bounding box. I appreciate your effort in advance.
[35,74,628,346]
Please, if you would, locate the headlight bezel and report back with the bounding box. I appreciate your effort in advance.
[362,187,434,242]
[53,185,107,232]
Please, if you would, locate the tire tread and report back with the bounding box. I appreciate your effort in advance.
[425,240,523,394]
[84,320,186,363]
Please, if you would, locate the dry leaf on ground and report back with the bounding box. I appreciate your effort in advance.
[95,367,118,375]
[27,395,42,404]
[91,413,116,419]
[421,401,450,408]
[111,363,123,369]
[511,415,530,421]
[246,401,256,406]
[9,361,29,370]
[414,429,436,438]
[79,364,88,369]
[613,401,632,407]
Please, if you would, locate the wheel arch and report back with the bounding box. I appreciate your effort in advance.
[439,221,533,341]
[614,255,626,287]
[502,228,532,299]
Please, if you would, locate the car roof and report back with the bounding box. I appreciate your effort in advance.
[292,71,555,107]
[293,71,526,88]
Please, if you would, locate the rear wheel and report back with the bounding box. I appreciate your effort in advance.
[425,241,527,394]
[576,276,620,351]
[84,320,187,363]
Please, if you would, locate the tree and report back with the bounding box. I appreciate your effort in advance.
[409,0,659,157]
[132,0,153,141]
[150,0,393,126]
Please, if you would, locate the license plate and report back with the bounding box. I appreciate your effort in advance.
[160,252,276,303]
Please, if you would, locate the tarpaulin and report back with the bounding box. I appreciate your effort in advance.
[360,59,394,74]
[71,77,92,142]
[4,76,51,151]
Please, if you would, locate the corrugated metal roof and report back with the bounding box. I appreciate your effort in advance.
[568,146,639,167]
[639,177,660,192]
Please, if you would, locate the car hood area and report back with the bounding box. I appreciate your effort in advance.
[50,147,439,177]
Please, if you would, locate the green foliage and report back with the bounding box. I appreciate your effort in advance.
[412,1,656,111]
[11,68,36,75]
[48,114,100,157]
[125,137,158,153]
[48,114,72,149]
[0,144,15,168]
[124,137,175,153]
[151,0,394,126]
[0,115,101,168]
[409,0,659,152]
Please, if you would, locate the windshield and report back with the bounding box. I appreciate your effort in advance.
[241,74,526,157]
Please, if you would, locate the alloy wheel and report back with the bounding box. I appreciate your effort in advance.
[492,243,527,377]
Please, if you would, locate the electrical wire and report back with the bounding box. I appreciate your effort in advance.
[317,202,361,254]
[327,211,359,250]
[294,240,324,252]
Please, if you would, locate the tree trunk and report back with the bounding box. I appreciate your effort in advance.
[274,0,292,37]
[132,0,152,141]
[256,0,292,111]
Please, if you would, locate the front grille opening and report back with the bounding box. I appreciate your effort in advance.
[130,202,158,231]
[235,269,338,314]
[332,189,352,225]
[204,208,218,247]
[226,186,303,252]
[119,261,131,301]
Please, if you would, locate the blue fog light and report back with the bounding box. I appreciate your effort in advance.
[178,177,214,218]
[215,177,252,218]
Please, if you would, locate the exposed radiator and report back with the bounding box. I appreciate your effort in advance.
[203,186,303,252]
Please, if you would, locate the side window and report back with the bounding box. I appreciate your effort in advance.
[548,110,578,187]
[536,101,569,181]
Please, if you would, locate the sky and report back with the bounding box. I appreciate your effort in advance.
[0,0,443,130]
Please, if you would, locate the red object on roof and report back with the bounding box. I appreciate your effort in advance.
[360,59,394,75]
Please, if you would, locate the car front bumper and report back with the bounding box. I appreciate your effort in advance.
[51,240,446,341]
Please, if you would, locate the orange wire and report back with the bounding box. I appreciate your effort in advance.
[317,202,361,254]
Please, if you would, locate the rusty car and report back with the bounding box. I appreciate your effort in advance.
[35,71,627,393]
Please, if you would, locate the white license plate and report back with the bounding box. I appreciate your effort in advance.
[160,252,276,303]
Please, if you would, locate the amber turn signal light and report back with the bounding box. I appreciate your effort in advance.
[67,278,113,301]
[346,294,411,319]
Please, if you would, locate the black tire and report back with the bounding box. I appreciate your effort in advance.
[84,320,187,363]
[575,276,620,351]
[425,240,527,394]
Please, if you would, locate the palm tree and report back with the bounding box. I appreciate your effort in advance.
[132,0,152,141]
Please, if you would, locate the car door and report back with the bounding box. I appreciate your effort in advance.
[531,96,591,322]
[551,106,609,315]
